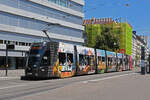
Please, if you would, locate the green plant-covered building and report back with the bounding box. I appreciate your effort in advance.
[83,18,133,55]
[119,23,132,55]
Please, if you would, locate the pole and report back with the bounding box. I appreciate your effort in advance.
[141,46,145,75]
[42,30,51,42]
[42,23,60,42]
[6,43,8,76]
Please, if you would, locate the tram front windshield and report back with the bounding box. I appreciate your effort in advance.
[27,43,46,68]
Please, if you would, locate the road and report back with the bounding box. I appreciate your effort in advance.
[0,69,149,100]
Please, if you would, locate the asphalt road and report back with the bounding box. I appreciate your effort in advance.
[0,69,148,100]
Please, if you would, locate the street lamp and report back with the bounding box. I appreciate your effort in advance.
[113,42,117,52]
[42,23,60,42]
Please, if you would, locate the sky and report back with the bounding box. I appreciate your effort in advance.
[84,0,150,47]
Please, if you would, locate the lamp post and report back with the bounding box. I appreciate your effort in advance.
[6,42,8,76]
[141,46,145,74]
[113,42,117,52]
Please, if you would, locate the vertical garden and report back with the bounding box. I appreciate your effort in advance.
[84,22,132,55]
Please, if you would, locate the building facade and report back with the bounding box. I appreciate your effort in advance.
[83,18,133,55]
[119,23,132,55]
[83,18,114,48]
[134,35,149,67]
[132,33,137,67]
[0,0,84,69]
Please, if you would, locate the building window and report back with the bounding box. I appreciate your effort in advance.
[48,0,69,7]
[0,40,3,44]
[16,42,18,45]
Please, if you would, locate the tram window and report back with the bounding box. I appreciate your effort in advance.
[79,54,84,66]
[40,50,50,66]
[59,53,66,65]
[108,57,112,65]
[113,58,116,62]
[102,57,105,62]
[97,56,101,65]
[90,56,94,65]
[98,56,101,61]
[120,59,122,64]
[110,58,112,62]
[113,58,116,64]
[67,53,73,63]
[108,58,111,62]
[85,55,90,65]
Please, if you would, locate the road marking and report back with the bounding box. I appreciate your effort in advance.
[82,73,136,83]
[0,84,27,90]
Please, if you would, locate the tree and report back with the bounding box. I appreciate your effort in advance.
[94,26,120,52]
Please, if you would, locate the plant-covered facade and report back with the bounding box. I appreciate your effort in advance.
[83,18,133,55]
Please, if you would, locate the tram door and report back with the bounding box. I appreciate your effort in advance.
[117,53,123,72]
[97,56,106,74]
[106,51,117,72]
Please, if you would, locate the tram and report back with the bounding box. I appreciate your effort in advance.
[24,41,132,79]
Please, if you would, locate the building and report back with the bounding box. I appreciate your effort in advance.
[119,22,132,55]
[132,32,137,67]
[139,35,149,62]
[135,35,149,67]
[0,0,84,69]
[83,18,116,48]
[83,18,133,55]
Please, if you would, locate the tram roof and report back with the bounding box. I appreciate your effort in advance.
[106,51,116,57]
[58,42,74,54]
[96,49,105,57]
[76,45,95,55]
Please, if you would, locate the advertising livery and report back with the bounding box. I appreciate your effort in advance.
[117,53,123,72]
[96,49,106,74]
[106,51,117,72]
[76,46,96,75]
[24,41,132,79]
[52,42,76,78]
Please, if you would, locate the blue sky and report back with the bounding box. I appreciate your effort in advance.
[84,0,150,37]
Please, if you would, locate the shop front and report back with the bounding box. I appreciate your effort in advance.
[0,50,27,70]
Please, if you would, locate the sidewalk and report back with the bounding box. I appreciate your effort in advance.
[0,69,25,79]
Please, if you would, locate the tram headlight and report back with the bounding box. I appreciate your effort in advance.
[33,65,37,68]
[41,69,45,72]
[43,41,47,46]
